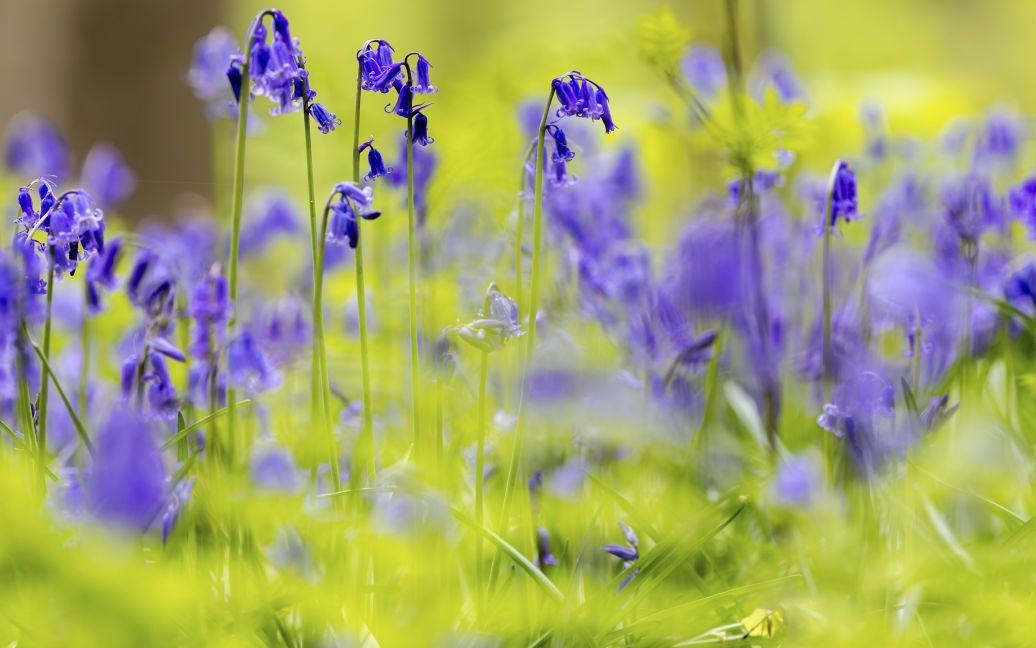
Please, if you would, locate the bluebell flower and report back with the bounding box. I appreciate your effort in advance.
[534,527,558,568]
[358,138,391,182]
[1005,261,1036,309]
[455,283,523,352]
[255,295,310,367]
[681,46,727,101]
[551,72,617,133]
[309,102,341,134]
[388,82,414,118]
[603,521,640,591]
[227,330,281,394]
[358,40,404,93]
[974,109,1023,165]
[251,445,303,493]
[1008,175,1036,238]
[817,371,897,476]
[325,182,381,249]
[825,160,858,230]
[86,237,123,314]
[773,454,821,506]
[188,27,240,119]
[161,477,195,544]
[548,125,575,163]
[3,112,70,179]
[81,143,135,209]
[86,408,167,532]
[239,189,301,258]
[942,172,1003,243]
[727,170,782,206]
[412,54,437,94]
[407,110,434,146]
[750,50,804,103]
[233,9,309,116]
[125,251,176,319]
[188,265,231,359]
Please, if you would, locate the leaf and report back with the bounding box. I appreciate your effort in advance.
[723,381,767,452]
[161,400,252,450]
[637,7,691,72]
[450,506,565,602]
[26,327,94,458]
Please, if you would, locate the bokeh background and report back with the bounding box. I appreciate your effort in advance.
[3,0,1034,224]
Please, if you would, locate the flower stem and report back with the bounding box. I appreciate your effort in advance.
[821,161,840,483]
[406,109,421,454]
[474,349,489,614]
[490,87,556,593]
[79,279,91,425]
[36,265,55,489]
[225,56,250,470]
[304,105,340,492]
[352,69,375,483]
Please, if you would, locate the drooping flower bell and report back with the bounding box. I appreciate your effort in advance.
[412,54,437,94]
[455,283,523,352]
[188,264,231,359]
[85,237,123,314]
[358,138,391,182]
[308,102,341,134]
[407,110,434,146]
[551,72,617,133]
[358,40,404,93]
[824,160,858,231]
[1008,175,1036,238]
[325,182,381,249]
[602,521,640,591]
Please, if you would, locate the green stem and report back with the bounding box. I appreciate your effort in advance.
[79,279,91,425]
[821,161,840,482]
[406,108,420,454]
[225,55,251,470]
[352,69,375,483]
[36,265,55,489]
[489,87,556,594]
[305,106,340,492]
[474,350,490,611]
[515,140,536,315]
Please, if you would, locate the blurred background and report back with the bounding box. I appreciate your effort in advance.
[2,0,1034,221]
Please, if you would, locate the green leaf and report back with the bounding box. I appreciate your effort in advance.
[450,506,564,602]
[161,400,252,450]
[25,326,94,457]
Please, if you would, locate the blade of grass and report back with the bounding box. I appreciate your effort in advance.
[25,326,94,458]
[161,400,252,450]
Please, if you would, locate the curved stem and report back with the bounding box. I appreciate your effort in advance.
[515,139,536,316]
[36,266,55,490]
[352,67,375,484]
[406,105,420,455]
[525,87,556,365]
[225,56,251,470]
[305,106,340,492]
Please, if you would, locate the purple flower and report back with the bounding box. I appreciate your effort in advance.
[534,528,558,568]
[603,521,640,590]
[125,251,176,319]
[357,138,391,182]
[86,408,167,532]
[234,10,309,116]
[1009,175,1036,237]
[974,109,1023,165]
[681,46,727,101]
[455,283,522,352]
[552,72,617,133]
[188,27,240,119]
[817,371,896,476]
[188,265,231,358]
[81,143,136,209]
[325,182,381,249]
[309,102,341,134]
[251,445,303,492]
[826,160,858,229]
[240,189,301,257]
[751,50,804,103]
[358,40,404,93]
[227,330,280,394]
[161,478,195,544]
[774,454,821,506]
[412,54,437,94]
[388,82,413,118]
[3,112,69,179]
[86,238,124,314]
[407,110,434,147]
[942,172,1003,243]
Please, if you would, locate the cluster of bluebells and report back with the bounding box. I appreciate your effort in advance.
[325,182,381,249]
[16,179,106,277]
[226,9,340,134]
